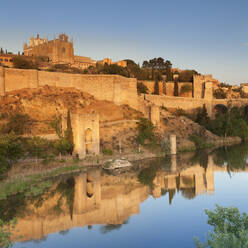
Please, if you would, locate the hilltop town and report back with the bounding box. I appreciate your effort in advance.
[0,33,248,172]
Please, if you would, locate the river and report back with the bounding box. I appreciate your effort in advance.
[1,143,248,248]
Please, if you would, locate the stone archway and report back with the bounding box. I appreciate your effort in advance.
[214,104,227,115]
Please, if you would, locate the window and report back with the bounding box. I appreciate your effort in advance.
[62,47,66,53]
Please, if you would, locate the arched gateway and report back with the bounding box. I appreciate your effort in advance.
[62,111,100,159]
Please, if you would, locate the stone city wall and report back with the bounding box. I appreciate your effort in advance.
[142,94,214,117]
[141,80,164,94]
[141,80,193,97]
[0,66,139,109]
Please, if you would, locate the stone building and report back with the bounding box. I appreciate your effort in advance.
[23,33,74,64]
[0,54,15,67]
[23,33,127,69]
[97,58,127,67]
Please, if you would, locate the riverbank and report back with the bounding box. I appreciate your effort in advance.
[5,135,242,180]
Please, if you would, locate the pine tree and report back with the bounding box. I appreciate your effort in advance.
[65,109,74,154]
[154,79,159,95]
[174,81,178,96]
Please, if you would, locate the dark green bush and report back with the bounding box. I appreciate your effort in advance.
[195,205,248,248]
[137,82,148,95]
[214,88,227,99]
[1,113,31,135]
[136,118,156,145]
[102,149,113,155]
[180,83,192,94]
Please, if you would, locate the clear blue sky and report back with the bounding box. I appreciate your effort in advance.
[1,0,248,84]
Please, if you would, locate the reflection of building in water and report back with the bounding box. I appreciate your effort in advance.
[11,155,217,242]
[152,155,215,203]
[11,169,150,242]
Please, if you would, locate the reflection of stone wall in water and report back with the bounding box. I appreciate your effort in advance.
[11,169,150,242]
[10,155,222,242]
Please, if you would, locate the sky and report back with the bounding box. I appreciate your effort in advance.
[1,0,248,84]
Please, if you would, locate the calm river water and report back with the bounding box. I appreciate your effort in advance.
[2,144,248,248]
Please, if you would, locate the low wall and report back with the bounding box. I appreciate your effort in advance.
[0,66,138,109]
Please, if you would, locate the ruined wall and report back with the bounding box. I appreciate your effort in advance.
[178,82,193,97]
[141,81,164,94]
[143,94,207,112]
[165,82,174,96]
[164,82,193,97]
[193,74,213,98]
[71,112,100,158]
[0,66,138,109]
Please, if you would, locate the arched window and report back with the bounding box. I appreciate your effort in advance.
[62,47,66,53]
[85,128,92,154]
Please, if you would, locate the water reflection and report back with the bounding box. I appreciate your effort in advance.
[1,143,248,244]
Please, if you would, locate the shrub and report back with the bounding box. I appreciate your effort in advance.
[137,82,149,95]
[175,108,187,117]
[0,218,17,248]
[136,118,156,145]
[102,149,113,155]
[214,88,227,99]
[195,205,248,248]
[189,134,206,149]
[0,133,24,175]
[195,104,210,126]
[12,56,38,69]
[55,137,73,157]
[161,105,168,111]
[178,70,198,82]
[1,113,31,135]
[50,113,74,156]
[180,83,192,94]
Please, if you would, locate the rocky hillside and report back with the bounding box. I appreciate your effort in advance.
[0,86,240,153]
[0,85,142,135]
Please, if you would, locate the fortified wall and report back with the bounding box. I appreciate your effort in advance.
[0,66,138,109]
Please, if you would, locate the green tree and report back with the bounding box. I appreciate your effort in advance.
[174,81,179,96]
[179,70,198,82]
[195,205,248,248]
[137,82,149,95]
[0,218,16,248]
[64,110,74,154]
[196,104,210,127]
[50,114,74,156]
[136,118,156,145]
[165,60,173,81]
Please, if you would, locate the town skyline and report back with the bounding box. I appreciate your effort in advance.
[1,0,248,84]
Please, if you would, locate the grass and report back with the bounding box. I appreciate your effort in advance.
[0,164,86,200]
